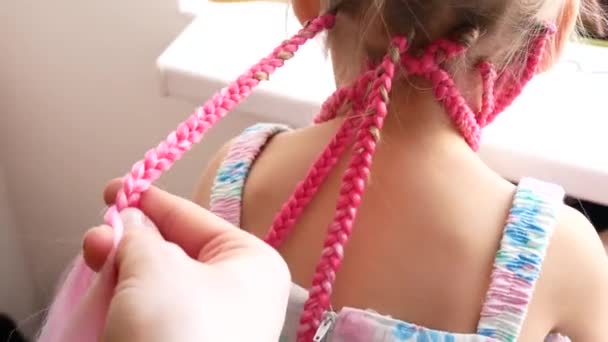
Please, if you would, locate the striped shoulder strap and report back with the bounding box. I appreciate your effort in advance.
[477,177,565,342]
[209,123,290,227]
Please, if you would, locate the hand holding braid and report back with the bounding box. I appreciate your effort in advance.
[36,14,337,342]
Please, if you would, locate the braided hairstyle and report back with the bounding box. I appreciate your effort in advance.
[37,0,564,341]
[268,0,562,340]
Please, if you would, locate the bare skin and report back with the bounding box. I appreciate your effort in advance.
[193,0,608,340]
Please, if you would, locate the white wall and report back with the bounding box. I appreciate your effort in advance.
[0,0,261,329]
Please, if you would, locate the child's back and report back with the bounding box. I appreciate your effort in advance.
[196,102,605,342]
[194,0,608,340]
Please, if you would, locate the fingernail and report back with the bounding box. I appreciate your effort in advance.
[120,208,155,229]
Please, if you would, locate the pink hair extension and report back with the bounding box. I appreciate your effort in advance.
[313,86,354,124]
[265,116,360,248]
[265,34,493,250]
[296,37,407,341]
[477,61,497,127]
[313,68,378,124]
[430,66,482,149]
[293,23,558,338]
[111,15,335,212]
[36,14,336,342]
[486,24,557,125]
[398,38,482,149]
[266,69,379,248]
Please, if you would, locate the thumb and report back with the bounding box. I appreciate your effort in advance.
[113,208,185,284]
[119,208,159,236]
[82,208,160,273]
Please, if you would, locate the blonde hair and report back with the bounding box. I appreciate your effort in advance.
[578,0,608,38]
[325,0,572,76]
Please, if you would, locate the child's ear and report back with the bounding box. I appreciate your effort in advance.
[293,0,321,25]
[539,0,579,72]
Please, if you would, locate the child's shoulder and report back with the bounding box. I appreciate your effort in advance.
[538,202,608,339]
[548,203,604,283]
[192,122,339,208]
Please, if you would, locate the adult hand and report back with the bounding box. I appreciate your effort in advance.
[82,179,291,342]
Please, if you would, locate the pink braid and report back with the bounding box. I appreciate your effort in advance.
[401,39,482,149]
[296,37,407,341]
[429,66,482,149]
[486,24,557,125]
[264,117,359,248]
[314,68,377,123]
[272,22,555,341]
[267,36,490,251]
[266,69,378,248]
[111,15,336,213]
[36,14,336,342]
[314,87,353,123]
[477,61,497,127]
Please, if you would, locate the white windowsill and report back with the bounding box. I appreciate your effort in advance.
[157,2,608,205]
[178,0,292,17]
[178,0,207,17]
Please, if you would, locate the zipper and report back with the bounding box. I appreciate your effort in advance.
[312,311,337,342]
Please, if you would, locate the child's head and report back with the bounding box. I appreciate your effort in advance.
[294,0,580,85]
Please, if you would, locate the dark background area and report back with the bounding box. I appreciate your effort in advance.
[567,197,608,232]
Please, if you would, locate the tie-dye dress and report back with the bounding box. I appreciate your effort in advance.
[209,123,570,342]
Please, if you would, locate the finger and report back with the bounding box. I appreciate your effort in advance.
[114,207,183,287]
[104,179,244,258]
[83,225,114,272]
[103,178,122,205]
[85,205,163,271]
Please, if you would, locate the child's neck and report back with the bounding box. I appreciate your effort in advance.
[333,61,483,157]
[378,81,479,153]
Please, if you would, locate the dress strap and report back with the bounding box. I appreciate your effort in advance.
[477,177,565,342]
[209,123,290,227]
